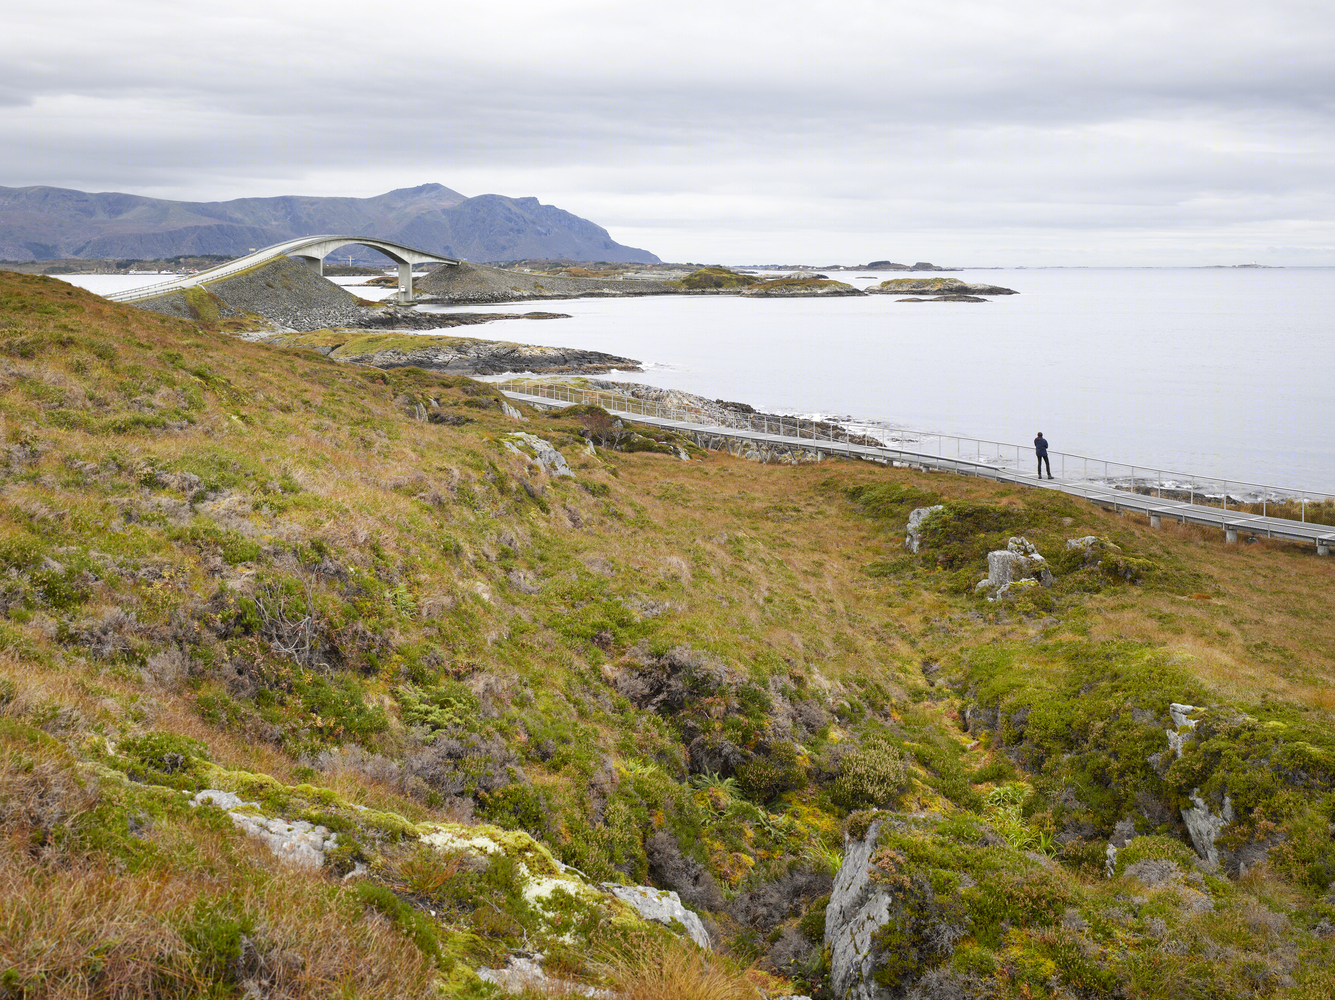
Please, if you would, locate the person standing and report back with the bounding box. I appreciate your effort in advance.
[1035,432,1052,479]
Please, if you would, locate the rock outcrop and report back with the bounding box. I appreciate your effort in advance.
[825,817,891,1000]
[741,278,862,297]
[975,536,1053,597]
[313,334,641,377]
[1065,535,1157,582]
[866,277,1017,297]
[600,883,712,949]
[477,954,613,997]
[192,789,339,870]
[416,260,674,303]
[503,432,574,478]
[904,505,944,554]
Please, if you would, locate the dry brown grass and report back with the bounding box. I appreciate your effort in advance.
[595,934,757,1000]
[0,860,436,1000]
[0,862,201,999]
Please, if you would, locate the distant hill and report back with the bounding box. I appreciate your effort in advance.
[0,183,660,264]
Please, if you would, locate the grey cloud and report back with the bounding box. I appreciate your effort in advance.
[0,0,1331,263]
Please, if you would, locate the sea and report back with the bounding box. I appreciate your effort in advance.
[54,268,1335,494]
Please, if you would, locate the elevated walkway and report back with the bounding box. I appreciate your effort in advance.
[497,380,1334,555]
[105,235,458,305]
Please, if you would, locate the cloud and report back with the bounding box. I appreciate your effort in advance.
[1,0,1332,263]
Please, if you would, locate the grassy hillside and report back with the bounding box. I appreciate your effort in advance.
[2,271,1334,999]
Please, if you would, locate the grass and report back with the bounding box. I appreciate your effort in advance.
[3,268,1335,997]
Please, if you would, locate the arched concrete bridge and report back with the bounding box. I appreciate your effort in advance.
[105,235,459,305]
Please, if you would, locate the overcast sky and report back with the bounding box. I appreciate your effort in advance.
[5,0,1333,264]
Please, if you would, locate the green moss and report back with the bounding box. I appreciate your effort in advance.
[182,287,222,326]
[799,893,830,942]
[356,882,442,964]
[116,731,212,780]
[1113,834,1199,877]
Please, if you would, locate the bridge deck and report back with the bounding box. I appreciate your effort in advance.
[501,389,1335,552]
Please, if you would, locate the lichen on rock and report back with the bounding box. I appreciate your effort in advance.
[975,536,1053,598]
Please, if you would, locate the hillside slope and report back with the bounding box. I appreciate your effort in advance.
[1,272,1334,998]
[0,183,660,264]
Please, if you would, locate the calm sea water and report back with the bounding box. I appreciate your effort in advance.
[56,268,1335,490]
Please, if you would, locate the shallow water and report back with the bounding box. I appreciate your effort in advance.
[425,268,1335,491]
[54,267,1335,490]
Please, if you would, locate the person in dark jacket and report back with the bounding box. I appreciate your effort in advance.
[1035,432,1052,479]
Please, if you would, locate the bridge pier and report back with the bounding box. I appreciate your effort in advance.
[398,261,414,303]
[303,256,323,276]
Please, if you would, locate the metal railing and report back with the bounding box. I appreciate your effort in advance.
[495,378,1335,524]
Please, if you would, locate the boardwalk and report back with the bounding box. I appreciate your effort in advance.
[499,385,1334,555]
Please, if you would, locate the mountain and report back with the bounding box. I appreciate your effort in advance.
[0,182,660,264]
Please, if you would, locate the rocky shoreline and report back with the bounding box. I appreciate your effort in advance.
[572,379,883,445]
[271,331,640,377]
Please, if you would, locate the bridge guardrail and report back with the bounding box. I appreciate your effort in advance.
[494,378,1335,524]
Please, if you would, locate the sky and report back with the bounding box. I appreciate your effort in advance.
[4,0,1333,265]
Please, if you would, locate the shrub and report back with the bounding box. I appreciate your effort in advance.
[831,737,910,811]
[395,681,481,736]
[736,742,807,804]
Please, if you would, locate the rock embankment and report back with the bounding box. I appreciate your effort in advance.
[132,256,372,331]
[415,260,676,304]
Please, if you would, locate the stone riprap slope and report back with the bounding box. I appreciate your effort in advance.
[415,260,675,303]
[132,256,371,332]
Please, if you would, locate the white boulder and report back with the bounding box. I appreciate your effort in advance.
[976,537,1053,596]
[600,883,712,949]
[503,432,574,477]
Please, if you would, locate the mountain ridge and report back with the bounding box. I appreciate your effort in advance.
[0,182,660,264]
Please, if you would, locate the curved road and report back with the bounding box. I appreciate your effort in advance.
[105,235,458,303]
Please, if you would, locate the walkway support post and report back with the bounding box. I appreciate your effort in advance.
[1150,514,1161,529]
[1318,539,1331,557]
[1225,527,1238,544]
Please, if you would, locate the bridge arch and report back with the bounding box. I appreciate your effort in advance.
[105,234,459,305]
[282,236,459,302]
